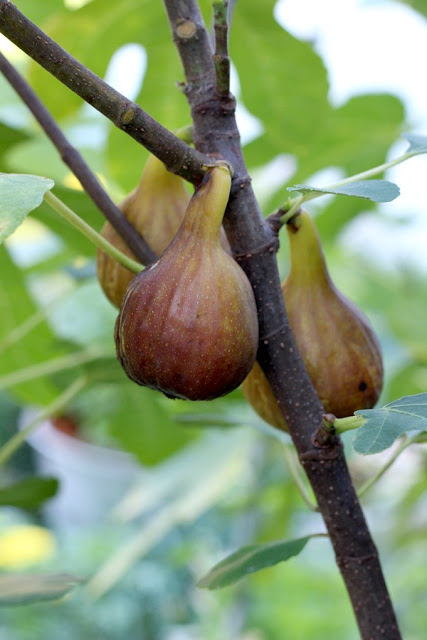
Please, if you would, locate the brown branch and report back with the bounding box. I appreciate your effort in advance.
[0,0,209,185]
[162,1,402,638]
[0,51,156,265]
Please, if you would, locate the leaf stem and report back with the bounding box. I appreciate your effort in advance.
[332,415,366,434]
[282,444,319,511]
[43,192,143,274]
[0,376,86,466]
[357,432,425,498]
[0,347,111,391]
[280,151,417,223]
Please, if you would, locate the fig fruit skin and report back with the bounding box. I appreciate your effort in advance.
[96,154,191,308]
[115,166,259,401]
[242,209,383,430]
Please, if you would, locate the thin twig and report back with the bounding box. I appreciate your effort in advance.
[0,51,156,265]
[213,1,231,97]
[0,0,209,185]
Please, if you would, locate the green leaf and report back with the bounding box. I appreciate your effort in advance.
[9,0,67,24]
[265,93,404,234]
[47,280,118,349]
[354,393,427,454]
[231,0,330,168]
[109,384,195,465]
[0,477,59,509]
[403,133,427,155]
[0,123,29,163]
[397,0,427,20]
[0,247,69,404]
[288,179,400,203]
[197,536,311,590]
[74,381,194,465]
[0,174,54,244]
[0,573,83,606]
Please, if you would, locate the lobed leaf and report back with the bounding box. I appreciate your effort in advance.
[231,0,330,168]
[0,174,54,244]
[0,247,69,405]
[354,393,427,454]
[287,179,400,203]
[197,536,311,590]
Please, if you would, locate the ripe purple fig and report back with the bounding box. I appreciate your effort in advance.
[242,209,383,430]
[114,166,259,401]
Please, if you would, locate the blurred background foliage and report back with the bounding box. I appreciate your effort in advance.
[0,0,426,638]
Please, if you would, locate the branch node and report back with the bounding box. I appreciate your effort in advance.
[175,18,197,39]
[120,106,136,126]
[312,414,339,449]
[266,209,286,236]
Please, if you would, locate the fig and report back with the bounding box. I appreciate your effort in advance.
[96,154,191,308]
[114,165,259,401]
[242,209,383,430]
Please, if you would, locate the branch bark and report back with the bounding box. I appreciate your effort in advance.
[0,0,209,185]
[0,0,402,637]
[162,1,401,638]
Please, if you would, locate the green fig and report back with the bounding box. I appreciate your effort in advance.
[242,209,383,430]
[114,165,259,401]
[96,154,191,308]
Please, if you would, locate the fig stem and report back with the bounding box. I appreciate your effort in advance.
[0,376,86,467]
[279,148,419,223]
[43,191,143,274]
[0,347,111,391]
[332,415,366,434]
[357,432,426,498]
[282,444,319,512]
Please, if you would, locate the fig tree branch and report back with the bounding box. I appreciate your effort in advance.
[0,0,209,185]
[162,1,402,637]
[213,0,231,97]
[0,51,156,265]
[0,0,403,636]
